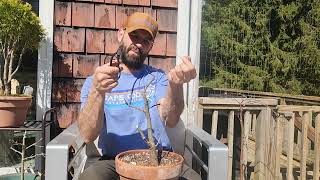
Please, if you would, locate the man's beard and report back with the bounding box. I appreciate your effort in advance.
[119,43,147,70]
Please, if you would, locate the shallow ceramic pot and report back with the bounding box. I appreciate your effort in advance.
[115,149,184,180]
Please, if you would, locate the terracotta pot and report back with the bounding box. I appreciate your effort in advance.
[0,96,32,127]
[115,149,184,180]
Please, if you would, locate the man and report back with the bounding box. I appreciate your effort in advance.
[78,12,199,180]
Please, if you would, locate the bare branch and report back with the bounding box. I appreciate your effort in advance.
[150,103,161,108]
[124,99,145,112]
[9,45,25,81]
[136,127,150,146]
[26,138,43,150]
[11,142,23,146]
[3,45,8,86]
[145,73,155,90]
[10,147,22,155]
[8,39,18,81]
[23,153,45,161]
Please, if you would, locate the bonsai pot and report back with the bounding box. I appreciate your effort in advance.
[115,149,184,180]
[0,96,32,127]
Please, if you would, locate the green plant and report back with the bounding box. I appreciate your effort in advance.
[0,0,45,95]
[201,0,320,96]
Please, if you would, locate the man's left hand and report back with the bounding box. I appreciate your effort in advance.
[168,56,197,85]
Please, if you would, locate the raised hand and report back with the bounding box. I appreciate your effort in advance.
[167,56,197,85]
[92,60,121,94]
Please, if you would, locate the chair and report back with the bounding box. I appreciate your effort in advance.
[45,120,228,180]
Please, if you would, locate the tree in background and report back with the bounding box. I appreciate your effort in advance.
[200,0,320,96]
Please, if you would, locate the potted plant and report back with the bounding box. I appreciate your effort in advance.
[115,77,184,180]
[0,0,45,127]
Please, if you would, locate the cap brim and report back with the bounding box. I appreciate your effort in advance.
[126,25,155,40]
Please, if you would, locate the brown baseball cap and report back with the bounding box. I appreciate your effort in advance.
[124,12,158,40]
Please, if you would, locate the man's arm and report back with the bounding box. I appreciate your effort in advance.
[158,83,184,127]
[159,56,196,127]
[78,87,105,143]
[78,63,120,143]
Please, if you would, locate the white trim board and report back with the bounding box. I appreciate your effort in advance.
[176,0,203,128]
[37,0,54,121]
[36,0,54,172]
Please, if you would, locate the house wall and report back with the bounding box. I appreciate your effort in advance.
[52,0,178,128]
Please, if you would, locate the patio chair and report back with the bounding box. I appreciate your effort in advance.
[45,119,228,180]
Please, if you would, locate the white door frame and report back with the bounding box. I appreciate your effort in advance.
[36,0,54,172]
[37,0,54,121]
[176,0,203,128]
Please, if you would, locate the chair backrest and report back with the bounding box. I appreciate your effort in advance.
[86,119,187,158]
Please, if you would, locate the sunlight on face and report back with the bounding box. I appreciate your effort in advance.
[119,29,154,70]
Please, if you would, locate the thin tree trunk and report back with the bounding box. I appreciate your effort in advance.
[4,49,15,95]
[143,90,158,166]
[0,53,4,94]
[21,131,26,180]
[10,46,25,81]
[8,40,18,82]
[3,42,10,95]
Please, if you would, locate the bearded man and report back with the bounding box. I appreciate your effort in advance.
[78,12,199,180]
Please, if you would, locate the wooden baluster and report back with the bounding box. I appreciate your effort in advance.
[300,111,310,180]
[211,110,218,138]
[241,111,251,179]
[197,105,203,129]
[275,115,284,179]
[252,113,256,135]
[227,111,234,180]
[287,113,295,180]
[313,112,320,180]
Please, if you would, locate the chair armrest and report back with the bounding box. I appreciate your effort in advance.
[185,126,228,180]
[45,122,86,180]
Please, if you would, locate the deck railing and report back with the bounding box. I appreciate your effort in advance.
[197,97,320,180]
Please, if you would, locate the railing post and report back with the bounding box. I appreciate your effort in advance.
[227,111,234,180]
[300,111,311,180]
[287,113,295,180]
[197,104,203,129]
[211,111,218,138]
[275,115,284,179]
[254,108,276,180]
[314,112,320,180]
[241,111,251,179]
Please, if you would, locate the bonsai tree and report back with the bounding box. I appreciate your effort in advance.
[125,75,170,166]
[116,76,184,179]
[0,0,45,95]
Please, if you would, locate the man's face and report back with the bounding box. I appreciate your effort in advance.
[119,29,154,70]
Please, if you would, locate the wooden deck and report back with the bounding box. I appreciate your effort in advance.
[197,96,320,180]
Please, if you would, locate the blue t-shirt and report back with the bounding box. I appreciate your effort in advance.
[80,65,172,157]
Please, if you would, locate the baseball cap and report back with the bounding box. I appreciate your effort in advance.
[124,12,158,40]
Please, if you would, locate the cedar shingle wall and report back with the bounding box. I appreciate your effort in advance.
[53,0,178,128]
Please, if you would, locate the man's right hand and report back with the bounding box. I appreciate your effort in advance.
[92,61,121,94]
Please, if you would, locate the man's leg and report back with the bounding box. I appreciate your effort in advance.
[179,163,202,180]
[79,160,119,180]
